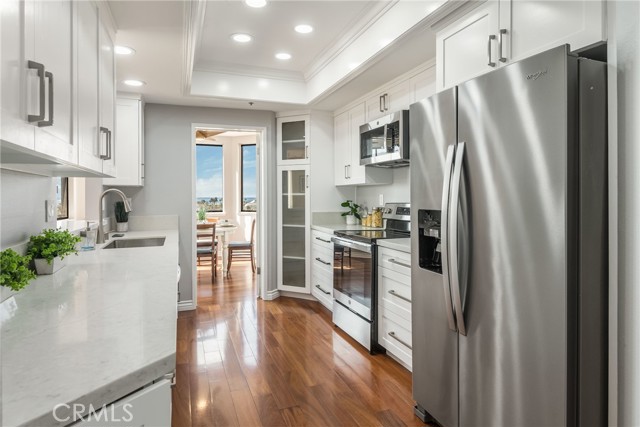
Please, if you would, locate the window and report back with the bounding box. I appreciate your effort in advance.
[196,144,224,212]
[241,144,257,212]
[56,177,69,220]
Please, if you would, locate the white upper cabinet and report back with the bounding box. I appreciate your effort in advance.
[436,0,605,91]
[27,0,76,163]
[365,80,412,122]
[99,17,116,177]
[1,0,35,151]
[410,66,437,104]
[277,115,310,166]
[76,1,102,172]
[103,96,144,187]
[334,102,392,187]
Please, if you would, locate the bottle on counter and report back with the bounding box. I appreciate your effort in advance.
[81,221,97,251]
[372,208,383,228]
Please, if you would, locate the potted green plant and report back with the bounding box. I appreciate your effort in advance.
[341,200,361,225]
[115,201,129,232]
[0,249,36,293]
[197,206,206,223]
[27,229,81,275]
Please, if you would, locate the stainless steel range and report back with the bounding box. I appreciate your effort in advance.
[331,202,410,352]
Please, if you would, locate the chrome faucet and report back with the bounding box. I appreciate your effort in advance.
[97,189,132,244]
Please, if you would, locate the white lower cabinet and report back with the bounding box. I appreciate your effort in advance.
[310,229,334,311]
[74,378,171,426]
[377,246,412,370]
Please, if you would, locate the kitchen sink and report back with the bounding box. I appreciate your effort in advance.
[102,237,166,249]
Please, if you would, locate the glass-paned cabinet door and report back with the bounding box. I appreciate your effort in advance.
[277,165,310,293]
[277,115,310,165]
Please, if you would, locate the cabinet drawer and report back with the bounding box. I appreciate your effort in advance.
[378,247,411,276]
[379,309,412,370]
[378,266,411,321]
[311,244,333,273]
[311,230,334,250]
[311,268,333,311]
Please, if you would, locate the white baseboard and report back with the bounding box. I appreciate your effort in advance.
[278,290,318,301]
[263,289,280,301]
[178,300,195,311]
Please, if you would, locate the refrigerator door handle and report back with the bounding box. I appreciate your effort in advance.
[441,144,457,332]
[449,141,467,336]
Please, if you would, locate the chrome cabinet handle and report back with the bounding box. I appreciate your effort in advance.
[27,61,45,123]
[344,165,348,179]
[99,127,109,159]
[347,165,351,179]
[315,284,331,295]
[107,128,113,160]
[498,29,507,62]
[388,258,411,269]
[306,174,309,189]
[315,257,330,266]
[383,93,389,111]
[388,331,412,350]
[379,95,384,112]
[388,289,412,303]
[441,145,457,332]
[305,145,309,159]
[449,142,467,336]
[487,34,496,67]
[38,71,54,127]
[315,237,331,243]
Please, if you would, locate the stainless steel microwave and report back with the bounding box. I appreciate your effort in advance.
[359,110,409,167]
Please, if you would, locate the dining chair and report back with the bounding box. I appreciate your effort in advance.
[227,219,256,275]
[197,223,218,280]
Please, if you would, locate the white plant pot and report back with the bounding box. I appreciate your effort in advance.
[345,214,359,225]
[116,222,129,232]
[34,256,66,275]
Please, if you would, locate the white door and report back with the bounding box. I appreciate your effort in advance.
[1,0,35,150]
[385,80,413,113]
[436,1,500,91]
[347,103,366,184]
[503,0,605,64]
[29,0,75,162]
[365,92,386,122]
[103,98,142,186]
[99,18,116,177]
[76,1,102,172]
[411,66,437,104]
[333,110,350,186]
[277,115,310,166]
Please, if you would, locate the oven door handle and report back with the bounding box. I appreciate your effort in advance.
[331,237,372,253]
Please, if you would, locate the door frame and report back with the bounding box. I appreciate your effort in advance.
[190,123,269,307]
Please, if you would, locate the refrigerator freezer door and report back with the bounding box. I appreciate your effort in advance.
[456,45,572,426]
[410,88,459,427]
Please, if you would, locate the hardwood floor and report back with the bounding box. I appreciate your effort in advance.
[173,259,424,427]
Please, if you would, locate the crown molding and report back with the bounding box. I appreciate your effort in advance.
[194,61,305,82]
[182,0,207,96]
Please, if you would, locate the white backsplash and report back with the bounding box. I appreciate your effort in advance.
[355,166,410,212]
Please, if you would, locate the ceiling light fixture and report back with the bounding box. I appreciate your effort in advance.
[275,52,292,60]
[231,33,253,43]
[114,45,136,55]
[245,0,267,8]
[294,24,313,34]
[122,79,145,87]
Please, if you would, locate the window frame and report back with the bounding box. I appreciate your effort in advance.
[240,143,257,213]
[196,143,225,213]
[56,177,69,220]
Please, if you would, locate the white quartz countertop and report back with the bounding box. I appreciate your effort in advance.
[1,229,179,427]
[311,223,384,234]
[377,238,412,253]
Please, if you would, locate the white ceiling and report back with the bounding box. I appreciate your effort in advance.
[108,0,441,112]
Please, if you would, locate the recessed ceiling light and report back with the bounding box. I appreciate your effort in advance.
[294,24,313,34]
[231,33,253,43]
[122,79,145,87]
[114,45,135,55]
[245,0,267,7]
[275,52,292,60]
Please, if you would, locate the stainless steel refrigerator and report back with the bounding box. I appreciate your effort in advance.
[410,45,607,427]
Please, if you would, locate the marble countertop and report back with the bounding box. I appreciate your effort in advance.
[377,238,412,254]
[311,223,384,234]
[1,228,179,427]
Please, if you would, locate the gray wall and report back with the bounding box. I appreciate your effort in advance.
[1,170,56,250]
[613,1,640,424]
[355,167,410,211]
[115,103,276,303]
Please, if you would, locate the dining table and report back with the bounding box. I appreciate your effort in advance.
[197,222,238,277]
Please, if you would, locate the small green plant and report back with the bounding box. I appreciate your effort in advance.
[114,201,129,223]
[0,249,37,291]
[340,200,361,220]
[197,206,206,221]
[27,229,81,264]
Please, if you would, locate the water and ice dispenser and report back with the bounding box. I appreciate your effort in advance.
[418,210,442,274]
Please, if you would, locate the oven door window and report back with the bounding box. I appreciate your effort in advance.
[333,242,372,309]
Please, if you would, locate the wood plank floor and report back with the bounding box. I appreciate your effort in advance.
[173,259,425,427]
